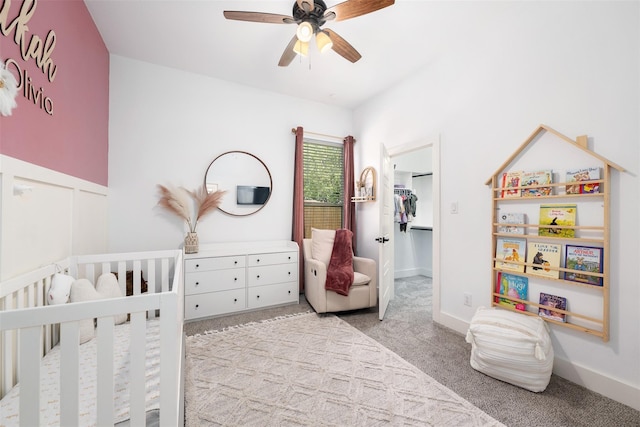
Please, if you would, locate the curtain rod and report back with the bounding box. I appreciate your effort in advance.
[291,128,356,143]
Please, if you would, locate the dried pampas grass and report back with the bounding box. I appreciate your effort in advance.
[157,184,226,233]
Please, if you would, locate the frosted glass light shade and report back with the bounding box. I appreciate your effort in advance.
[316,31,333,53]
[296,22,313,42]
[293,40,309,56]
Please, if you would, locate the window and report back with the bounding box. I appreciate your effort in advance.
[303,141,344,237]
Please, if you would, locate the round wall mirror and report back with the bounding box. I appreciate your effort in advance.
[204,151,272,216]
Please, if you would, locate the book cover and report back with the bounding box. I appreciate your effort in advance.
[538,204,577,238]
[500,171,522,198]
[495,237,527,272]
[521,170,553,197]
[497,212,526,234]
[497,273,528,311]
[564,245,604,286]
[538,292,567,322]
[526,241,562,279]
[566,167,600,194]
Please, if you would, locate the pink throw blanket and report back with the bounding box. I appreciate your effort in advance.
[325,229,355,296]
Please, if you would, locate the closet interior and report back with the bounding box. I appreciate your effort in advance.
[393,147,433,279]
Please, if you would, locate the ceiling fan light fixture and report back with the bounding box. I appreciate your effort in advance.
[316,31,333,53]
[296,21,314,42]
[293,40,309,57]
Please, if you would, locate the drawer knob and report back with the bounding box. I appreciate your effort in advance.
[288,271,291,275]
[234,298,238,302]
[256,275,260,279]
[256,295,260,299]
[195,264,199,268]
[195,304,199,309]
[234,261,238,265]
[288,256,291,260]
[195,282,199,286]
[234,277,238,281]
[257,259,260,263]
[288,290,291,294]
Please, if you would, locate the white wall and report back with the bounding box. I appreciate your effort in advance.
[353,1,639,410]
[107,55,352,252]
[0,155,108,280]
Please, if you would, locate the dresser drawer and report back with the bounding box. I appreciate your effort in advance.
[248,282,299,309]
[185,289,246,320]
[247,251,298,267]
[247,263,298,287]
[185,268,245,295]
[185,255,245,273]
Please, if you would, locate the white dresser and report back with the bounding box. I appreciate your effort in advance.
[183,240,299,321]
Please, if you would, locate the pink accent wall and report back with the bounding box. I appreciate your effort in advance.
[0,0,109,186]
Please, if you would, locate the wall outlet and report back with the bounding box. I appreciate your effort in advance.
[464,293,472,307]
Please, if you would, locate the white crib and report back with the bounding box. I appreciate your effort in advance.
[0,249,184,426]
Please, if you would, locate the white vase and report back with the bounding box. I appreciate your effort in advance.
[184,232,199,254]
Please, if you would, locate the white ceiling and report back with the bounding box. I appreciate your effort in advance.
[84,0,481,109]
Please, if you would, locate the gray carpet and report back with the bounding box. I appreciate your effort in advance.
[185,276,640,427]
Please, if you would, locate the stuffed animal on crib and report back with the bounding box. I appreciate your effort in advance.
[47,273,75,305]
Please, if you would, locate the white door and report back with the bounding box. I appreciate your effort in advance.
[378,144,394,320]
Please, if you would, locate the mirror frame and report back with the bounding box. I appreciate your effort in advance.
[204,150,273,217]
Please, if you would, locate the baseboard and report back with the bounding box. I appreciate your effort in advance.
[435,311,640,411]
[553,357,640,411]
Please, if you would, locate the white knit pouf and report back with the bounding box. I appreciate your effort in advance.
[466,306,554,392]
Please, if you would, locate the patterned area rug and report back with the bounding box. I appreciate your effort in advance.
[185,312,505,427]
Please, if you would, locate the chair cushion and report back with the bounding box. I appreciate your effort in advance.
[353,272,371,287]
[311,228,336,267]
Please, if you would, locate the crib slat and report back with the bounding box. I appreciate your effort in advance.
[19,326,41,427]
[133,260,142,295]
[96,317,115,425]
[101,262,111,276]
[117,262,127,296]
[161,258,169,293]
[2,297,15,397]
[129,311,146,425]
[60,322,80,427]
[147,259,157,318]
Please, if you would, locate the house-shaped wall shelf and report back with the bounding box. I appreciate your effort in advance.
[486,124,625,342]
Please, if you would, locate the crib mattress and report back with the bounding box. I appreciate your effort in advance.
[1,319,161,426]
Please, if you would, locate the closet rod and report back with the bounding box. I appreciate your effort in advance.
[291,128,356,143]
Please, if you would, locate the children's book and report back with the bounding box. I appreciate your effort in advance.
[566,167,600,194]
[564,245,604,286]
[497,273,528,311]
[538,204,577,238]
[538,293,567,322]
[495,237,527,273]
[521,170,553,197]
[497,212,526,234]
[500,171,522,198]
[526,242,562,279]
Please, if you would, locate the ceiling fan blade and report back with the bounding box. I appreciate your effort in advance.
[324,29,361,63]
[297,0,315,14]
[327,0,394,22]
[223,11,293,24]
[278,35,300,67]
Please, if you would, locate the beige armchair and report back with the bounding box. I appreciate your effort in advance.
[302,234,377,314]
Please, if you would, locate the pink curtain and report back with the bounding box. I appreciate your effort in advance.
[292,127,305,291]
[343,135,357,254]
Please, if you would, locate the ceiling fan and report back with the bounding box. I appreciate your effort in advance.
[223,0,395,67]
